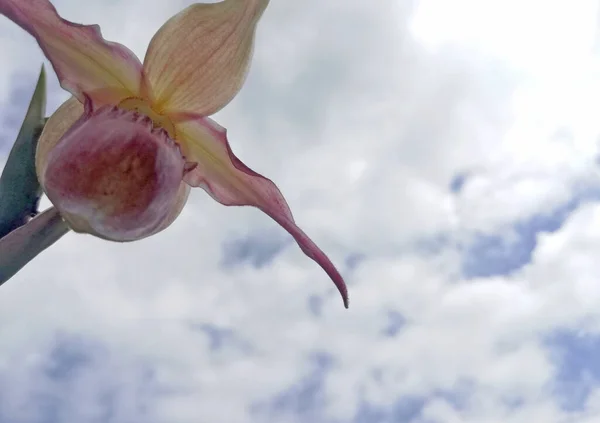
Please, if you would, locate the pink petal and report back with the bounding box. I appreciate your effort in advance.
[41,96,187,242]
[174,114,349,308]
[0,0,143,104]
[143,0,269,116]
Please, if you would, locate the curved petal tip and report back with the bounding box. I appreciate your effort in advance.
[174,115,349,308]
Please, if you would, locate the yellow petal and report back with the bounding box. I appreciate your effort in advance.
[143,0,269,115]
[0,0,143,104]
[174,115,349,308]
[36,97,83,186]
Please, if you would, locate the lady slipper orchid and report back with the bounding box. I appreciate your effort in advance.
[0,0,349,308]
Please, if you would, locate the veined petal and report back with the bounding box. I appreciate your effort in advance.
[0,0,143,104]
[143,0,269,116]
[175,116,349,308]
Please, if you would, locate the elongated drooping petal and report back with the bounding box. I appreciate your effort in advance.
[0,0,143,104]
[41,97,186,242]
[175,116,349,308]
[143,0,269,115]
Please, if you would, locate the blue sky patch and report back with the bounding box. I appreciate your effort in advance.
[545,330,600,412]
[221,232,290,269]
[462,191,600,279]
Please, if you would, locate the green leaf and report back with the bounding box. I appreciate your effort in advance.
[0,207,69,285]
[0,66,47,238]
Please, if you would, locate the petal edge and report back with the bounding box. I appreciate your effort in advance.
[0,0,143,104]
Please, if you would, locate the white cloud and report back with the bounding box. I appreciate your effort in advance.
[1,0,600,422]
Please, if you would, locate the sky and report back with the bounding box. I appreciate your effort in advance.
[1,0,600,422]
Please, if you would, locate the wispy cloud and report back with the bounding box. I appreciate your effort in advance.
[1,0,600,422]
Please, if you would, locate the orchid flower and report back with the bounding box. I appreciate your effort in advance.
[0,0,349,308]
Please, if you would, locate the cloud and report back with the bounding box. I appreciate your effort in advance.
[0,332,165,423]
[1,0,600,422]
